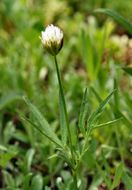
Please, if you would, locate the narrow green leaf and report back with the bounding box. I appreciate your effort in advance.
[23,173,33,190]
[78,88,88,135]
[48,153,58,159]
[12,130,29,143]
[90,87,102,103]
[101,152,112,187]
[110,163,123,190]
[82,90,116,153]
[0,92,22,110]
[116,110,132,129]
[122,172,132,190]
[80,30,95,80]
[94,9,132,35]
[88,90,116,127]
[0,145,7,151]
[95,162,111,189]
[93,118,122,129]
[101,145,118,151]
[24,97,63,148]
[113,79,119,111]
[92,81,131,130]
[122,67,132,76]
[3,171,15,188]
[26,148,35,171]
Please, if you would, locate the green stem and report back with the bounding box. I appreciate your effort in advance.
[80,126,92,157]
[72,170,78,190]
[54,56,74,161]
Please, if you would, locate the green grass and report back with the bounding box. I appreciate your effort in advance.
[0,0,132,189]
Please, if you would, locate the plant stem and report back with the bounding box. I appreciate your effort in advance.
[72,170,78,190]
[54,56,74,161]
[80,126,92,157]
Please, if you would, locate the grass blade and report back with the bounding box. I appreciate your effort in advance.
[122,67,132,76]
[95,161,111,189]
[110,163,123,190]
[122,172,132,190]
[78,88,88,135]
[88,90,116,127]
[0,92,22,110]
[24,97,63,148]
[80,30,95,80]
[93,118,122,129]
[94,9,132,35]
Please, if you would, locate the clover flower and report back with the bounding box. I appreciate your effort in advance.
[41,24,63,55]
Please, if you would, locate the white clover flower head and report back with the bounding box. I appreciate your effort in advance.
[41,24,63,55]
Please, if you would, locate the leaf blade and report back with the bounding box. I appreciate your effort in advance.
[94,9,132,35]
[122,67,132,76]
[93,118,122,129]
[88,90,116,128]
[24,97,63,148]
[0,92,22,110]
[110,163,123,190]
[78,88,88,135]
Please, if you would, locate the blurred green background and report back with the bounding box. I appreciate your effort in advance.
[0,0,132,189]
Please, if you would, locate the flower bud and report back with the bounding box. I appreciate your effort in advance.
[41,24,63,55]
